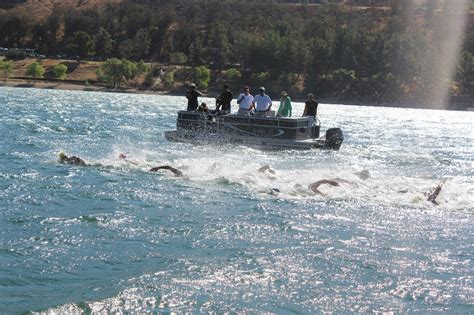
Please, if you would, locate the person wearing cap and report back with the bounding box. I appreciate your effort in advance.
[186,83,202,111]
[277,91,292,117]
[303,93,318,124]
[236,86,254,116]
[253,86,272,117]
[216,84,233,115]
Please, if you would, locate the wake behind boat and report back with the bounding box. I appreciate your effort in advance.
[165,110,344,150]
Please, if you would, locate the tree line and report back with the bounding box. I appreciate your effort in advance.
[0,0,473,108]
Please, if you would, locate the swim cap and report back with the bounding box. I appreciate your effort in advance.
[59,152,67,160]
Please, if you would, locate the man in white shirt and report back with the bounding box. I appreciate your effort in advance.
[253,86,272,117]
[237,86,254,116]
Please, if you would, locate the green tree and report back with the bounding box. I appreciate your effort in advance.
[207,22,230,70]
[68,31,95,59]
[0,59,14,81]
[456,51,474,97]
[122,59,138,82]
[99,58,125,88]
[143,70,155,88]
[224,68,241,83]
[94,28,113,60]
[252,72,270,83]
[170,52,188,65]
[163,70,175,88]
[120,28,151,61]
[160,31,174,63]
[193,66,211,89]
[279,33,309,83]
[26,62,45,78]
[98,58,147,88]
[136,60,150,75]
[188,37,206,66]
[52,64,68,80]
[5,49,26,60]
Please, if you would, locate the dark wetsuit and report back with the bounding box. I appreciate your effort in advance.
[304,100,318,117]
[61,155,86,166]
[217,90,233,112]
[186,90,202,111]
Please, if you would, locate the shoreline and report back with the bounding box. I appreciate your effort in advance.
[1,78,472,111]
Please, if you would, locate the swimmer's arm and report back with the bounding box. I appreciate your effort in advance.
[149,165,183,177]
[427,182,443,205]
[309,179,339,195]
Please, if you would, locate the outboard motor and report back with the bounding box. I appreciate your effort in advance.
[324,128,344,150]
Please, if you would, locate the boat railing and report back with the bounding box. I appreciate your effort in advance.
[220,114,316,128]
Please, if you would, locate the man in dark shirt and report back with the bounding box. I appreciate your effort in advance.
[303,93,318,125]
[216,84,233,115]
[186,83,202,111]
[303,93,318,118]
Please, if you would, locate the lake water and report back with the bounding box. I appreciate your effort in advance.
[0,87,473,313]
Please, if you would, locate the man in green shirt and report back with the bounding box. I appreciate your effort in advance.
[277,91,292,117]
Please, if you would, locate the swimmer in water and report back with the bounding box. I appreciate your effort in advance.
[118,153,138,165]
[149,165,183,177]
[427,180,444,205]
[59,152,87,166]
[258,165,276,175]
[398,180,445,205]
[309,179,340,196]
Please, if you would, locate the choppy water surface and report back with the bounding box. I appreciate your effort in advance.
[0,87,473,313]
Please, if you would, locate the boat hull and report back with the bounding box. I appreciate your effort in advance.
[164,130,328,150]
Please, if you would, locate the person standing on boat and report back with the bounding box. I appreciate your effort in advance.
[253,86,273,117]
[302,93,318,124]
[186,83,202,111]
[277,91,292,117]
[216,84,233,115]
[237,85,254,116]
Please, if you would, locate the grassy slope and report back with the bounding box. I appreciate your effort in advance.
[8,0,120,20]
[10,58,100,81]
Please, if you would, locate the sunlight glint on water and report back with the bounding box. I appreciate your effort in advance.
[0,87,472,313]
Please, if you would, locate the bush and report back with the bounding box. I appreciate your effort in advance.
[122,59,138,82]
[5,50,26,60]
[143,70,155,87]
[26,62,45,78]
[163,70,175,88]
[0,59,14,80]
[193,66,211,89]
[95,68,104,82]
[174,67,193,82]
[136,60,150,74]
[52,64,67,80]
[170,52,188,65]
[224,68,241,82]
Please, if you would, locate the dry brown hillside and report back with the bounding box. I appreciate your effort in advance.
[5,0,120,20]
